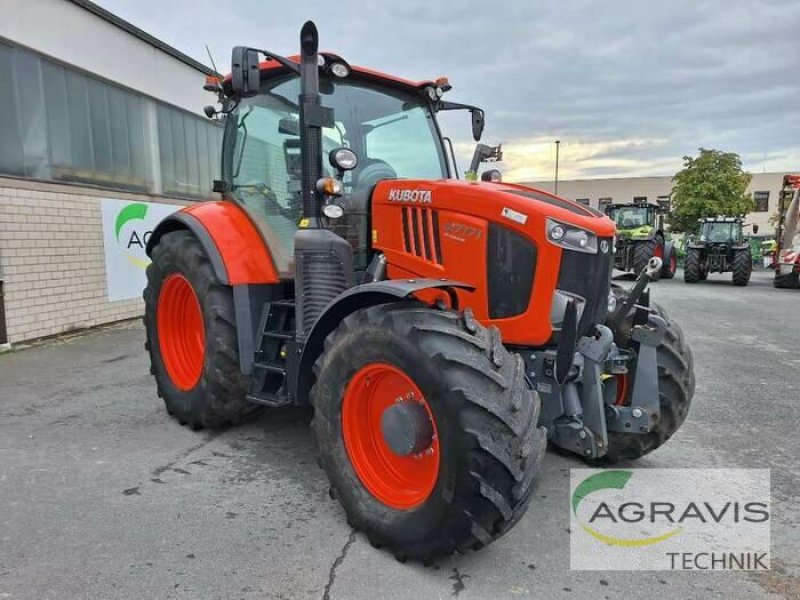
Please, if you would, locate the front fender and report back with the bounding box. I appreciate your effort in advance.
[146,201,279,285]
[293,278,475,406]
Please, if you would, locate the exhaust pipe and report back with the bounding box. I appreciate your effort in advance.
[298,21,328,227]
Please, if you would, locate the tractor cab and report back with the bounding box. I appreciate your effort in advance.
[212,52,489,277]
[605,202,661,234]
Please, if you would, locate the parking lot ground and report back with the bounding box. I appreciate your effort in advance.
[1,269,798,599]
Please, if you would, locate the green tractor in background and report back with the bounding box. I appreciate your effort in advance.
[684,217,755,286]
[605,202,677,279]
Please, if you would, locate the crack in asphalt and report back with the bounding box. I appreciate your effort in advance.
[322,530,357,600]
[151,434,222,477]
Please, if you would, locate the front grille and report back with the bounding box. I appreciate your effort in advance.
[487,224,537,318]
[557,238,613,336]
[401,207,442,264]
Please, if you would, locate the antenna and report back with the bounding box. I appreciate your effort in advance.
[205,44,220,76]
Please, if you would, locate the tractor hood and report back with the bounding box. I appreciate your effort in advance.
[371,179,616,240]
[370,179,616,347]
[617,225,654,240]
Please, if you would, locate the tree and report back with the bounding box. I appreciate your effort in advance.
[669,148,754,233]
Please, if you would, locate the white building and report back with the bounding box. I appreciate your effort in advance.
[525,172,793,235]
[0,0,222,345]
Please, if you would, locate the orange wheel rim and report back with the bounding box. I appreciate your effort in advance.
[342,363,440,510]
[157,274,205,391]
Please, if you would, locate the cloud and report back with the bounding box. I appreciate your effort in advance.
[95,0,800,180]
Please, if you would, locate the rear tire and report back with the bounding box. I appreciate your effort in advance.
[731,248,752,286]
[602,300,695,462]
[684,248,702,283]
[632,239,657,278]
[144,230,258,429]
[311,303,546,562]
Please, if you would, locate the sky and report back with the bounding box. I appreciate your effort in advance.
[95,0,800,183]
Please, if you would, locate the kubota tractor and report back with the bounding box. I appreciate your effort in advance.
[768,175,800,289]
[143,22,695,562]
[604,202,677,279]
[684,217,754,286]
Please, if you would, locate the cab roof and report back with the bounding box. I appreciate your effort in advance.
[699,216,743,223]
[222,52,439,96]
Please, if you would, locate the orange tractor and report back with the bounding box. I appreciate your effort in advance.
[144,22,695,561]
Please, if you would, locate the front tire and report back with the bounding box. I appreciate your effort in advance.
[632,239,657,278]
[774,270,800,289]
[144,230,257,429]
[602,301,695,462]
[731,248,752,286]
[311,303,546,562]
[684,248,703,283]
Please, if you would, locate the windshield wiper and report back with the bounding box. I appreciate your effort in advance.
[362,114,408,134]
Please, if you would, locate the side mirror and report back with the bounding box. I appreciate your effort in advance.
[753,224,760,234]
[231,47,261,98]
[470,109,485,142]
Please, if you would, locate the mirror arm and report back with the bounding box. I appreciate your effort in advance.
[250,49,301,75]
[437,100,482,112]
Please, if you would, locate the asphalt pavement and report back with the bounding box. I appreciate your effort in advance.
[1,269,798,599]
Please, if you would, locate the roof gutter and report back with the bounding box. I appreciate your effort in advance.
[67,0,218,77]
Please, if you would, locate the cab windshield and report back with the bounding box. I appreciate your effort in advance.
[608,206,655,229]
[222,76,448,273]
[700,222,742,243]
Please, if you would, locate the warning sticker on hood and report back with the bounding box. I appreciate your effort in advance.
[501,207,528,225]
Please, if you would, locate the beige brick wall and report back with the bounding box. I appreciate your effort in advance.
[0,177,191,344]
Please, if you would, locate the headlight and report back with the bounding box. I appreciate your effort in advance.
[546,218,598,254]
[329,147,358,171]
[330,62,350,78]
[550,223,566,241]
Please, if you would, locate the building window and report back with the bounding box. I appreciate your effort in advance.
[575,198,590,206]
[633,196,647,203]
[657,195,671,212]
[0,39,221,198]
[753,191,769,212]
[599,197,612,206]
[157,104,223,197]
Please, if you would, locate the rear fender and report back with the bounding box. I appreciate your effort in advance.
[146,201,279,285]
[292,279,474,406]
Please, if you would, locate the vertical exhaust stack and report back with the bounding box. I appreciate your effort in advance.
[298,21,328,227]
[293,22,353,344]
